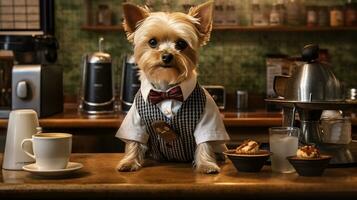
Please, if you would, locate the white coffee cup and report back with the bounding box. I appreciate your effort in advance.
[21,133,72,170]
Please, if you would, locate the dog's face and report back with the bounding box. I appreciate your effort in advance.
[122,1,213,87]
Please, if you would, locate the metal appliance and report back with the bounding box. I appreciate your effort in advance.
[203,85,226,110]
[0,0,62,118]
[266,44,357,165]
[120,54,140,112]
[0,53,12,116]
[79,37,115,114]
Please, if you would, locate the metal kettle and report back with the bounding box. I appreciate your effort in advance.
[79,37,115,114]
[274,44,343,102]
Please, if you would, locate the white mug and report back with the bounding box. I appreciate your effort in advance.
[21,133,72,170]
[2,109,39,170]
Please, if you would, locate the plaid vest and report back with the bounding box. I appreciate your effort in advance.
[136,83,206,162]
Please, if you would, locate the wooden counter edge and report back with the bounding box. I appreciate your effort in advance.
[1,182,357,199]
[1,113,356,129]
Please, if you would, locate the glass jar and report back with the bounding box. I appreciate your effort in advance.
[285,0,302,26]
[270,3,282,26]
[317,6,329,27]
[345,1,357,26]
[225,0,238,25]
[251,0,268,26]
[181,0,193,13]
[306,6,317,27]
[213,0,225,25]
[330,5,344,27]
[145,0,155,11]
[96,4,112,26]
[161,0,171,12]
[277,0,286,25]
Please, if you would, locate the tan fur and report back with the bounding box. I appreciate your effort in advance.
[118,1,219,174]
[122,1,213,86]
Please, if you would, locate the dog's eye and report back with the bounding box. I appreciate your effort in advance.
[175,39,188,51]
[148,38,158,48]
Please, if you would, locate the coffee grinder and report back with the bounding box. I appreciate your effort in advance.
[79,37,115,114]
[0,0,63,118]
[120,54,140,112]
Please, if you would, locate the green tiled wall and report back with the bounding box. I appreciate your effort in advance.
[55,0,357,97]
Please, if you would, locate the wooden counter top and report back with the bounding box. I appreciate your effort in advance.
[0,104,284,128]
[1,153,357,199]
[1,104,356,130]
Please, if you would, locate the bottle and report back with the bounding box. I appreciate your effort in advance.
[96,4,112,26]
[225,0,238,25]
[161,0,171,12]
[251,0,268,26]
[270,3,281,26]
[306,6,317,27]
[330,5,344,27]
[277,0,286,25]
[182,0,193,13]
[317,6,329,27]
[213,0,225,25]
[285,0,302,26]
[145,0,155,11]
[345,0,357,26]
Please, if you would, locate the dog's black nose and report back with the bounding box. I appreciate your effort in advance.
[162,53,173,64]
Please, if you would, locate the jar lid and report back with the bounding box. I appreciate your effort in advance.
[87,52,112,64]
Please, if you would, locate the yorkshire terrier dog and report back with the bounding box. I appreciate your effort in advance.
[116,1,230,174]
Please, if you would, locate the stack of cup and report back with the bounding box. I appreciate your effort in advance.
[2,109,39,170]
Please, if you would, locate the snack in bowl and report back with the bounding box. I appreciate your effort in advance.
[287,145,332,176]
[235,140,260,154]
[224,140,270,172]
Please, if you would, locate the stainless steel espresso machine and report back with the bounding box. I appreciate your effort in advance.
[0,0,63,118]
[266,44,357,165]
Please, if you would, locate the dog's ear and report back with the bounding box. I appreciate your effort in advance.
[188,1,213,46]
[122,3,149,42]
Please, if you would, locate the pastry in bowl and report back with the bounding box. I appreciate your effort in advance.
[224,140,270,172]
[287,145,332,176]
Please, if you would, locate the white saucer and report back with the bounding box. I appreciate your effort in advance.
[22,162,83,177]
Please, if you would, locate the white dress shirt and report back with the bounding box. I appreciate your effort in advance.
[116,74,230,153]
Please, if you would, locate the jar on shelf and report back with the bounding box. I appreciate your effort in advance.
[345,0,357,26]
[251,0,268,26]
[285,0,302,26]
[96,4,112,26]
[330,5,344,27]
[225,0,238,25]
[145,0,155,11]
[277,0,286,25]
[270,3,282,26]
[213,0,225,25]
[161,0,171,12]
[317,6,329,27]
[181,0,193,13]
[306,6,318,27]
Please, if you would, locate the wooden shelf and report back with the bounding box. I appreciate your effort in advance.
[81,24,357,32]
[81,25,124,31]
[213,25,357,32]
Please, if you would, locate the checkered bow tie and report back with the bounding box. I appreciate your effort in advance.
[148,86,184,104]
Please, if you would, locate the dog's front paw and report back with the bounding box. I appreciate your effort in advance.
[196,163,220,174]
[116,161,142,172]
